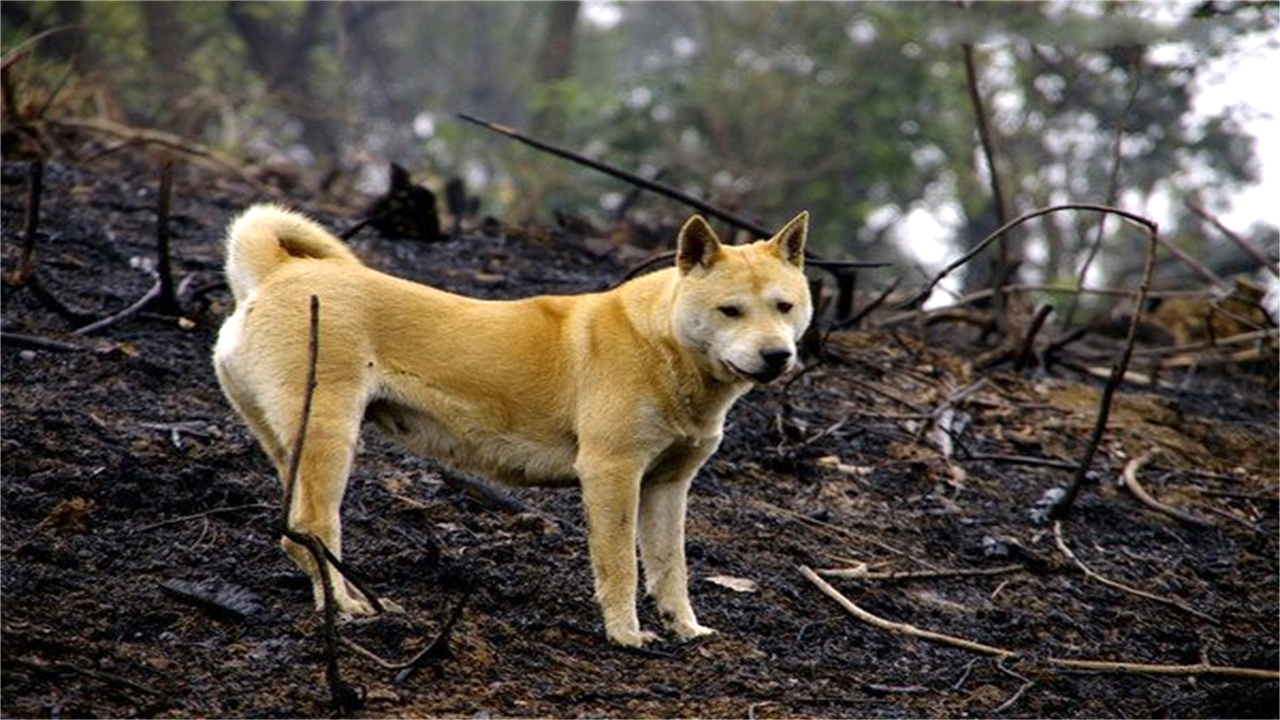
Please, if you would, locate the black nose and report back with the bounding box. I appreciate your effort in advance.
[760,348,792,371]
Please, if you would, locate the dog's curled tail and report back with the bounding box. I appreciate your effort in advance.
[224,204,360,303]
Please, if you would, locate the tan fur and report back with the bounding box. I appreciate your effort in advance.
[213,203,812,646]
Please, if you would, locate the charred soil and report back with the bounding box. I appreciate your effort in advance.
[2,146,1277,718]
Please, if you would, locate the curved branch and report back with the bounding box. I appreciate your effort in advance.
[898,203,1158,310]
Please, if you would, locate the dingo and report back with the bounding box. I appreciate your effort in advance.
[213,204,812,646]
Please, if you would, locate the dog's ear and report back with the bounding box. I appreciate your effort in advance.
[769,211,809,269]
[676,215,722,274]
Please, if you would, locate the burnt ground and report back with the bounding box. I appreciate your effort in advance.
[1,143,1277,719]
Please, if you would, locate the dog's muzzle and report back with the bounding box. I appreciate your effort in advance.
[726,347,793,384]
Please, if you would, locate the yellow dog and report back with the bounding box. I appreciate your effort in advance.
[213,205,812,646]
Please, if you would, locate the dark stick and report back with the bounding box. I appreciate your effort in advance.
[278,295,362,712]
[9,159,43,287]
[0,331,86,352]
[831,277,901,332]
[960,42,1011,334]
[456,112,886,272]
[1048,217,1160,520]
[1012,303,1054,371]
[6,162,95,323]
[153,159,179,313]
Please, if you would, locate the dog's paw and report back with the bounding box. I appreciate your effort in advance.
[378,597,406,614]
[672,620,718,641]
[608,627,661,647]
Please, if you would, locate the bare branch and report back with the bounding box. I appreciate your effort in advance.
[897,203,1159,311]
[1049,213,1158,519]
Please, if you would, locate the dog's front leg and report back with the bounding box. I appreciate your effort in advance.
[576,452,656,647]
[639,444,718,640]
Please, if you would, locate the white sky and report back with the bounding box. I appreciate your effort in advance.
[1194,34,1279,231]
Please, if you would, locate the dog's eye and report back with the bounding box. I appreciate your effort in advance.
[776,301,794,314]
[717,305,743,318]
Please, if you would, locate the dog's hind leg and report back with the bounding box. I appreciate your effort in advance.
[276,391,390,616]
[639,446,718,640]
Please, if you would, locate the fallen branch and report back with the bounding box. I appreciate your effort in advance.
[800,565,1014,657]
[799,565,1277,680]
[1118,451,1215,528]
[815,563,1024,582]
[1051,521,1216,623]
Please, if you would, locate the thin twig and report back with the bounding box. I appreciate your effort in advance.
[133,503,274,533]
[1185,199,1278,276]
[1062,63,1142,329]
[1051,521,1216,623]
[831,277,901,332]
[341,581,473,682]
[991,656,1036,714]
[13,656,160,698]
[1153,232,1229,290]
[962,452,1079,471]
[800,565,1277,679]
[815,563,1024,581]
[54,117,278,196]
[1118,451,1215,528]
[800,565,1014,656]
[758,501,941,571]
[70,280,162,336]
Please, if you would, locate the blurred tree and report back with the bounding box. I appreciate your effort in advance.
[0,0,1273,291]
[226,1,341,172]
[532,1,581,137]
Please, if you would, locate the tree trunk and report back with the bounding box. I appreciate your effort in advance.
[531,1,580,136]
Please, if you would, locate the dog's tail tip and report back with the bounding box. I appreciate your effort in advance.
[224,204,358,303]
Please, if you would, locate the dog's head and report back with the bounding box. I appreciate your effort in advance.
[671,212,813,384]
